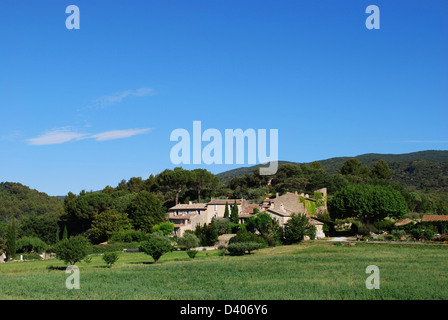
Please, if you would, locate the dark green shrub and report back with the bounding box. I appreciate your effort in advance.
[229,229,267,247]
[53,236,90,265]
[374,220,395,232]
[186,250,198,259]
[102,251,119,267]
[195,223,218,247]
[227,242,262,255]
[227,223,245,234]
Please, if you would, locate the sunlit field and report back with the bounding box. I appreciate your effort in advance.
[1,241,447,300]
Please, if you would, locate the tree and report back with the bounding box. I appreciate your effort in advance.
[62,225,68,240]
[139,232,173,263]
[6,218,17,260]
[283,214,316,245]
[152,222,175,236]
[126,191,166,233]
[339,158,370,177]
[189,169,219,202]
[158,167,191,205]
[53,236,90,265]
[248,212,282,247]
[371,159,394,180]
[91,210,132,243]
[329,184,408,223]
[177,233,200,250]
[224,201,230,218]
[230,200,239,223]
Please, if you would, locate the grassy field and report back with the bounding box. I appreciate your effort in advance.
[0,241,447,300]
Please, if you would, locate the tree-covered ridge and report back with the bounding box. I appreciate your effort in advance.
[217,150,448,193]
[0,182,63,220]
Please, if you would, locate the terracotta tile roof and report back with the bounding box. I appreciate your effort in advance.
[242,204,260,214]
[168,203,207,210]
[266,208,293,217]
[422,215,448,222]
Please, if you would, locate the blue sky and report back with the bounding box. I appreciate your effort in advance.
[0,0,447,196]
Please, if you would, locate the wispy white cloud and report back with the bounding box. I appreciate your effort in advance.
[91,128,153,142]
[27,127,152,146]
[395,140,448,144]
[91,87,155,109]
[27,128,88,146]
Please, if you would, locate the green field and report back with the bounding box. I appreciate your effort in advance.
[1,241,447,300]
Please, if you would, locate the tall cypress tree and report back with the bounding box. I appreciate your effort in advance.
[231,200,239,224]
[6,218,17,261]
[224,201,230,218]
[63,225,68,240]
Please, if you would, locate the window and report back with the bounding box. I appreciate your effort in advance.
[214,205,218,211]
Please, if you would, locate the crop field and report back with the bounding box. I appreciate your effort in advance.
[0,241,447,300]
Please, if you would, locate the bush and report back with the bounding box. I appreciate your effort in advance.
[229,229,267,247]
[213,218,231,235]
[227,242,262,256]
[195,223,218,247]
[153,222,175,236]
[53,236,90,265]
[227,223,245,234]
[177,233,200,250]
[139,232,174,263]
[374,220,395,232]
[102,251,119,267]
[16,236,47,253]
[186,250,198,259]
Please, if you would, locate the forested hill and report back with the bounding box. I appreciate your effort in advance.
[0,182,63,221]
[216,150,448,191]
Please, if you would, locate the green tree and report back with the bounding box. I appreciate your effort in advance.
[139,232,173,263]
[224,201,230,218]
[371,159,394,180]
[283,214,316,245]
[158,167,191,205]
[53,236,90,265]
[189,169,219,202]
[6,218,17,260]
[177,232,200,250]
[90,210,132,243]
[62,225,68,240]
[152,222,175,236]
[126,191,166,233]
[339,158,370,177]
[329,184,408,223]
[230,200,239,223]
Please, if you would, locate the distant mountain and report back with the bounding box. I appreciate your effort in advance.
[216,150,448,191]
